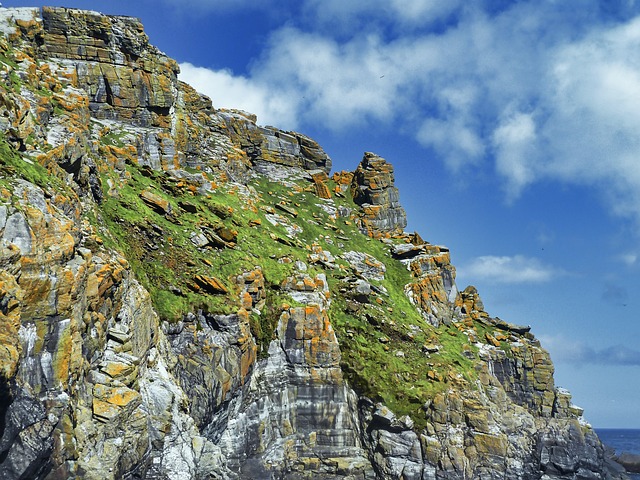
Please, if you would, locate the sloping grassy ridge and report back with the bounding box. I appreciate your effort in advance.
[91,149,483,428]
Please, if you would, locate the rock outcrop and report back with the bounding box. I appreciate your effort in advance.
[217,109,332,174]
[616,453,640,474]
[0,7,628,480]
[351,152,407,236]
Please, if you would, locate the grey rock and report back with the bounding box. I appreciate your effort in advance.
[494,317,531,334]
[391,243,425,259]
[190,232,209,247]
[351,152,407,234]
[0,205,7,231]
[0,389,53,480]
[2,212,32,254]
[617,452,640,473]
[343,250,386,281]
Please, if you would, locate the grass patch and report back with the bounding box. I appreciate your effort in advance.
[0,131,72,197]
[248,171,482,430]
[1,120,486,429]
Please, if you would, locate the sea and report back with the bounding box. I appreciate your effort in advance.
[596,429,640,479]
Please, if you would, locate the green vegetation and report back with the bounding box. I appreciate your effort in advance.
[95,157,319,328]
[244,174,484,429]
[100,130,128,148]
[0,131,71,196]
[0,43,24,94]
[0,13,547,445]
[1,118,488,428]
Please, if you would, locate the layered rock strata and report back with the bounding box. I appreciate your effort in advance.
[0,7,628,480]
[351,152,407,236]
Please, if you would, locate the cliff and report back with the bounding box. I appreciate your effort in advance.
[0,7,628,480]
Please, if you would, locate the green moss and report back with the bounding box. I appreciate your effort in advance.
[1,118,486,430]
[0,51,18,70]
[100,130,127,148]
[51,102,67,117]
[232,173,481,430]
[0,46,22,94]
[249,289,304,358]
[0,131,70,196]
[95,160,310,322]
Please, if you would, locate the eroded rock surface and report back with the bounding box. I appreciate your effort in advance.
[351,152,407,236]
[0,7,628,480]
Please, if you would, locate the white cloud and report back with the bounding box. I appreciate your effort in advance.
[301,0,463,32]
[178,62,298,128]
[176,1,640,228]
[417,117,485,170]
[535,18,640,221]
[460,255,561,284]
[540,335,640,367]
[251,28,410,130]
[492,112,538,199]
[618,252,639,266]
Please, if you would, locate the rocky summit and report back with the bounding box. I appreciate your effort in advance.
[0,7,630,480]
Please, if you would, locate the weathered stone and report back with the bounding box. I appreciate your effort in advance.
[0,7,627,480]
[94,384,141,411]
[494,317,531,334]
[217,110,332,173]
[215,296,374,478]
[275,202,299,217]
[342,250,386,280]
[311,170,332,199]
[617,452,640,473]
[391,243,425,259]
[190,275,229,294]
[351,152,407,235]
[140,190,171,214]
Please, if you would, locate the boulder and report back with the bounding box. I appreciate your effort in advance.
[617,452,640,473]
[140,190,171,214]
[217,111,332,172]
[190,275,229,294]
[311,170,332,199]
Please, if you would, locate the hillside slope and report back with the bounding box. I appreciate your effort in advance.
[0,7,628,480]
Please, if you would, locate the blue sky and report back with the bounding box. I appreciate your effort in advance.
[8,0,640,428]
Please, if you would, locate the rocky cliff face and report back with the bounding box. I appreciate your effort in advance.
[0,7,629,480]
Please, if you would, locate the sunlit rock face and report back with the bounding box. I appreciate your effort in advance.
[351,152,407,236]
[0,7,629,480]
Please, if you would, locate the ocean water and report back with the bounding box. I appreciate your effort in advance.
[596,429,640,479]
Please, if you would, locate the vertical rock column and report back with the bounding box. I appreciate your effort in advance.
[217,273,375,479]
[351,152,407,237]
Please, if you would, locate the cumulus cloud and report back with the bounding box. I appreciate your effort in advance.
[540,335,640,367]
[618,252,638,266]
[535,18,640,219]
[459,255,561,284]
[492,112,538,200]
[178,63,298,128]
[252,28,413,130]
[159,0,276,12]
[417,117,485,171]
[176,1,640,227]
[301,0,463,32]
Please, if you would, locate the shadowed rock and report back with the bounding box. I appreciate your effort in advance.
[0,6,629,480]
[617,453,640,473]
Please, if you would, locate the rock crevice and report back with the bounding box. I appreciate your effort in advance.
[0,7,628,480]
